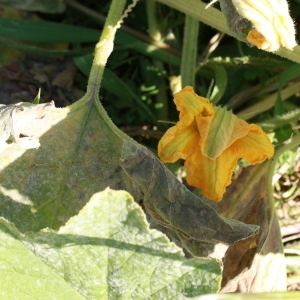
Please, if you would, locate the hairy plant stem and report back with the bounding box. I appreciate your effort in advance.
[86,0,126,101]
[81,0,139,142]
[181,15,199,88]
[157,0,300,64]
[82,0,140,141]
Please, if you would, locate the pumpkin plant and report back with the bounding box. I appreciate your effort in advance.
[1,0,300,298]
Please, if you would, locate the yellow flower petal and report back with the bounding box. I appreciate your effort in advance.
[158,121,199,162]
[185,147,239,202]
[174,86,214,125]
[247,29,273,51]
[230,124,275,164]
[158,86,214,162]
[185,124,274,201]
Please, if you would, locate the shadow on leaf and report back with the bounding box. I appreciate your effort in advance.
[0,99,258,257]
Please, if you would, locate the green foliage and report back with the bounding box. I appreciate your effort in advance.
[0,190,221,299]
[0,189,221,299]
[209,64,228,104]
[0,0,66,13]
[196,291,300,299]
[1,0,300,297]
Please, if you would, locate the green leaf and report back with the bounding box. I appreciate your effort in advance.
[114,31,181,67]
[0,189,222,299]
[274,124,293,144]
[74,54,134,104]
[0,221,84,299]
[32,88,41,104]
[0,96,258,256]
[0,37,94,57]
[259,108,300,132]
[210,65,228,104]
[274,95,285,116]
[0,0,66,13]
[0,19,181,66]
[0,19,100,43]
[275,64,300,116]
[195,291,300,299]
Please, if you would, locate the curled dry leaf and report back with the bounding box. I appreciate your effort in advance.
[0,101,54,152]
[203,163,286,292]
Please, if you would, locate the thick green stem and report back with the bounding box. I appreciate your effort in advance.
[86,0,127,100]
[157,0,300,64]
[146,0,161,41]
[181,15,199,88]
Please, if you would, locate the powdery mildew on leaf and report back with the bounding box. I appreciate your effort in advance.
[0,97,258,257]
[120,139,259,256]
[0,218,84,299]
[0,189,222,299]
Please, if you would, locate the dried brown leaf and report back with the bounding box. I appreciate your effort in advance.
[204,163,286,292]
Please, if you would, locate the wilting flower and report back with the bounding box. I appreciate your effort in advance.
[158,86,274,201]
[231,0,296,51]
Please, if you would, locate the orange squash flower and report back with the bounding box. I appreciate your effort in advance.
[158,86,274,201]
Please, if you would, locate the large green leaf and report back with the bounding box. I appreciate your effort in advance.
[0,93,258,258]
[0,0,66,13]
[0,189,222,299]
[0,19,100,43]
[0,19,181,66]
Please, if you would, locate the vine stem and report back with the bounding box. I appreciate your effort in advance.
[181,15,199,88]
[86,0,127,101]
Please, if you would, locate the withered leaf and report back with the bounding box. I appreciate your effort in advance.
[204,163,286,292]
[0,101,54,152]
